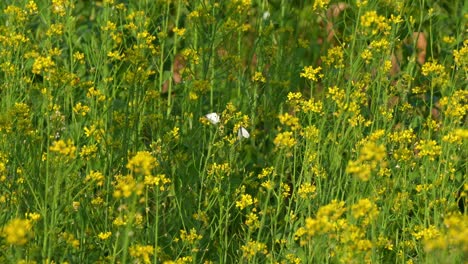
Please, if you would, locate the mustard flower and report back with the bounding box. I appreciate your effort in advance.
[360,10,391,35]
[169,126,180,140]
[412,225,441,241]
[301,125,320,142]
[281,182,291,198]
[421,61,449,87]
[112,216,127,226]
[443,214,468,252]
[231,0,252,13]
[297,182,317,199]
[346,141,387,181]
[323,44,345,67]
[4,5,27,22]
[61,232,80,249]
[129,244,154,264]
[257,166,274,179]
[26,1,38,15]
[52,0,74,16]
[313,0,330,10]
[91,196,104,205]
[97,231,112,240]
[415,139,441,161]
[32,56,55,75]
[84,170,105,187]
[143,174,171,191]
[317,200,346,220]
[80,144,98,160]
[73,51,85,64]
[1,218,33,245]
[172,27,186,37]
[241,240,268,260]
[25,212,41,222]
[73,102,90,116]
[273,131,297,149]
[207,162,230,179]
[179,228,202,244]
[260,180,274,191]
[453,40,468,71]
[361,49,373,64]
[46,23,64,36]
[278,113,301,131]
[301,98,323,114]
[181,48,199,65]
[252,71,266,83]
[442,129,468,145]
[245,212,260,230]
[438,90,468,120]
[236,194,254,210]
[72,201,80,211]
[113,175,144,198]
[126,151,157,176]
[49,139,77,159]
[300,66,323,81]
[287,92,303,112]
[351,198,379,225]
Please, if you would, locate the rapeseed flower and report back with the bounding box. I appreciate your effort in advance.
[129,244,154,264]
[241,240,268,260]
[300,66,323,81]
[1,218,33,245]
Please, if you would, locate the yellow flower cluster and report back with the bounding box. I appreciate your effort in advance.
[1,218,33,245]
[273,131,297,149]
[179,228,203,244]
[49,139,77,159]
[421,61,449,87]
[346,141,387,181]
[241,240,268,260]
[126,151,157,176]
[297,182,317,200]
[129,244,154,264]
[360,11,391,35]
[300,66,323,81]
[453,40,468,71]
[415,139,441,161]
[321,45,345,69]
[113,174,144,198]
[84,170,105,187]
[144,174,171,191]
[236,194,255,210]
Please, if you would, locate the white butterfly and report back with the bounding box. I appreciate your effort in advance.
[238,126,250,139]
[205,112,220,124]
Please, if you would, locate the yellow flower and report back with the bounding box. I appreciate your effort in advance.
[415,139,441,161]
[126,151,158,176]
[172,27,186,37]
[312,0,330,11]
[351,198,379,225]
[300,66,323,81]
[297,182,316,199]
[179,228,202,244]
[273,131,297,149]
[84,170,105,187]
[236,194,254,210]
[278,113,301,131]
[98,231,112,240]
[49,139,77,159]
[129,244,154,264]
[252,71,266,83]
[241,240,268,260]
[1,218,33,245]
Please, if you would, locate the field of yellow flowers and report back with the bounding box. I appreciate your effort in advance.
[0,0,467,263]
